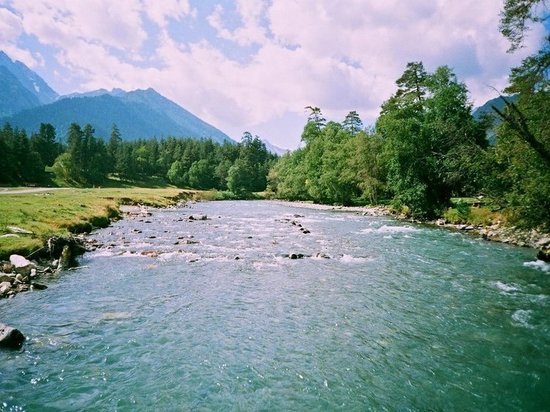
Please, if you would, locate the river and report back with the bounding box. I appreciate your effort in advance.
[1,200,549,411]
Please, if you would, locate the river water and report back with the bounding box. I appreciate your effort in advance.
[1,201,549,411]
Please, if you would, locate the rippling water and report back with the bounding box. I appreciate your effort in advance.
[1,201,549,411]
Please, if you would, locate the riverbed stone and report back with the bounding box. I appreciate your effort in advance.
[537,248,550,262]
[0,281,12,295]
[0,324,25,349]
[188,215,207,221]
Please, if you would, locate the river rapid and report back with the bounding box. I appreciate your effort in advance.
[1,200,549,411]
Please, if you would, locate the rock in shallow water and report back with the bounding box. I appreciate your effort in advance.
[0,323,25,350]
[537,249,550,262]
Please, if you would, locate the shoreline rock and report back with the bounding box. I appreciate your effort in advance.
[0,235,86,300]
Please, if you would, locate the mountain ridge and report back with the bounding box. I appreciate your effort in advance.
[1,88,234,144]
[0,51,58,106]
[0,50,234,144]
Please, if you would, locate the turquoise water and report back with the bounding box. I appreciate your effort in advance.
[1,201,549,411]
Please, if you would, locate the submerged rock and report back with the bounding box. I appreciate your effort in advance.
[141,250,159,258]
[0,323,25,349]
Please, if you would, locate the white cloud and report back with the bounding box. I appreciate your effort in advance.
[0,0,545,148]
[143,0,195,28]
[0,5,43,67]
[10,0,147,51]
[207,0,268,46]
[0,6,22,41]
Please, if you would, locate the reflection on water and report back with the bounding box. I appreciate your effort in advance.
[1,201,549,411]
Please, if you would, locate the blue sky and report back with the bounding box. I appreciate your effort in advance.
[0,0,547,149]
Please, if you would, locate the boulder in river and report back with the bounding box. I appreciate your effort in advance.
[0,323,25,349]
[188,215,207,221]
[537,248,550,262]
[283,253,309,260]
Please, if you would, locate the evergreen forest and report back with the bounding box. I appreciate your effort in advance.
[0,123,276,196]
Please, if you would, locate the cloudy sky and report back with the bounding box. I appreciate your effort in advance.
[0,0,546,148]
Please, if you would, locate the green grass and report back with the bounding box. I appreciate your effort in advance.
[443,197,505,226]
[0,187,188,259]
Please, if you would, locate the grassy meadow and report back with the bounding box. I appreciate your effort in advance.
[0,187,189,259]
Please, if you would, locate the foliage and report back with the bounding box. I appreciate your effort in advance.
[2,121,276,195]
[0,123,49,184]
[378,63,488,218]
[485,35,550,229]
[271,64,489,217]
[500,0,549,51]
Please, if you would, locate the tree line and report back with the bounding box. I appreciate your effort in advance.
[0,122,277,194]
[269,42,549,229]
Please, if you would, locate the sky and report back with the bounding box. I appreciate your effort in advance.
[0,0,547,149]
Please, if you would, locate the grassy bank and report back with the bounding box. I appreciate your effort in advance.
[0,187,190,259]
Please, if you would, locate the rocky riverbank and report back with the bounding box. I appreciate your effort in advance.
[0,235,87,299]
[432,219,550,262]
[275,200,550,261]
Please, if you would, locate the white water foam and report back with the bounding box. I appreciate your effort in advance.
[361,225,419,234]
[495,281,521,293]
[511,309,533,328]
[523,260,550,273]
[253,261,283,270]
[339,254,373,264]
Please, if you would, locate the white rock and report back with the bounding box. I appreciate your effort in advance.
[0,281,12,294]
[9,255,32,268]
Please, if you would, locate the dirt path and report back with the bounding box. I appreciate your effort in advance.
[0,187,69,195]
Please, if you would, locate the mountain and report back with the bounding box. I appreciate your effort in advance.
[473,95,518,122]
[0,65,41,117]
[0,51,58,107]
[473,95,518,144]
[261,139,289,156]
[2,87,234,144]
[0,50,233,143]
